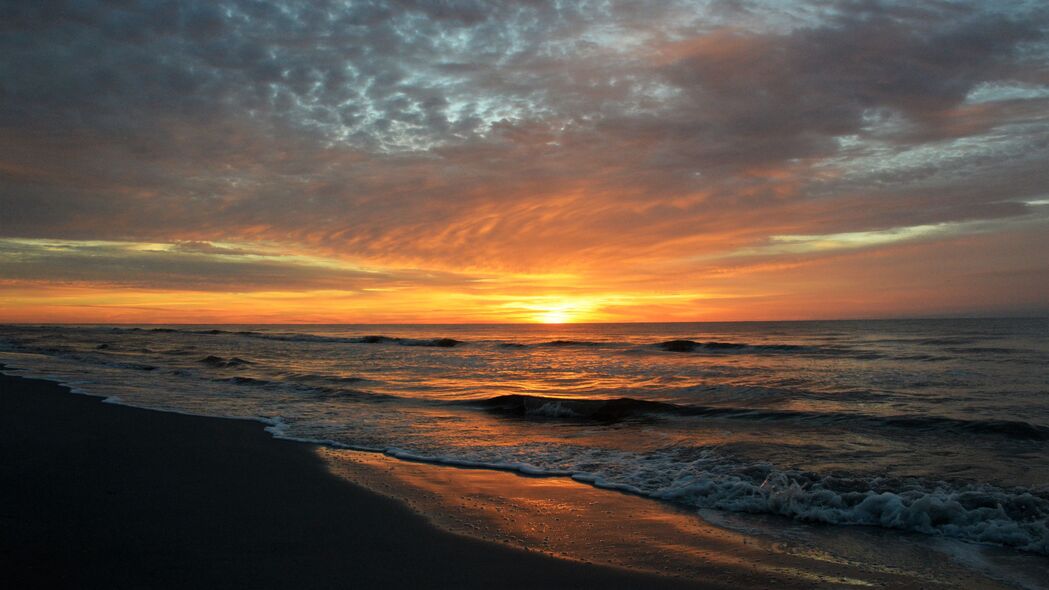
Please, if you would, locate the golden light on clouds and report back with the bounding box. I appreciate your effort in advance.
[1,224,1047,323]
[2,2,1048,322]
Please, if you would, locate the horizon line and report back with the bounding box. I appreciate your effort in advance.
[3,315,1047,327]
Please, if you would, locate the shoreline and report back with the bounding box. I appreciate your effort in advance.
[0,368,1031,589]
[0,370,715,589]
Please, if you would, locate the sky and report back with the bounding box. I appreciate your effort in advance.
[1,0,1048,323]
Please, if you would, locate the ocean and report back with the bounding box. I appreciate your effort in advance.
[2,319,1047,566]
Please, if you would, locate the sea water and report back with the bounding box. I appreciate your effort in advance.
[2,319,1047,563]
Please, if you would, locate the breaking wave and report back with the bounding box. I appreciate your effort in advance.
[377,443,1049,555]
[647,460,1049,555]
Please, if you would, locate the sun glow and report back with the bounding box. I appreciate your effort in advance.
[523,299,598,324]
[536,309,572,324]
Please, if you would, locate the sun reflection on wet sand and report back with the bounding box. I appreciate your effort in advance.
[317,448,1014,590]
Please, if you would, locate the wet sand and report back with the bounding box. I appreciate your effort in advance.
[319,448,1022,589]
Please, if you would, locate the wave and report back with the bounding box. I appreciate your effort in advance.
[654,340,818,352]
[918,337,995,345]
[495,340,627,349]
[212,373,389,402]
[116,327,465,348]
[660,340,744,351]
[869,336,1003,346]
[472,394,1049,440]
[475,394,679,421]
[945,346,1023,355]
[282,372,368,385]
[651,339,969,362]
[893,353,955,362]
[198,355,253,368]
[650,465,1049,555]
[506,338,820,354]
[356,335,462,347]
[12,325,1005,362]
[161,348,199,356]
[371,444,1049,555]
[223,375,269,386]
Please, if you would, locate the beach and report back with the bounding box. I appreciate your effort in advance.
[1,371,724,589]
[3,1,1046,586]
[3,367,1037,589]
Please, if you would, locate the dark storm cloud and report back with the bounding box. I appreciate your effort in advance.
[0,0,1047,290]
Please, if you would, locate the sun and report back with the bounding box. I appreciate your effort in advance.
[515,296,604,324]
[536,309,571,324]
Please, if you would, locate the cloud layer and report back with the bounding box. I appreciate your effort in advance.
[1,0,1048,320]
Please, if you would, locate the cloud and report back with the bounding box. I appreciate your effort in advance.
[1,0,1047,319]
[0,238,480,291]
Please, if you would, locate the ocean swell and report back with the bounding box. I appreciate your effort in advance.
[472,394,1049,440]
[475,394,677,421]
[103,327,466,348]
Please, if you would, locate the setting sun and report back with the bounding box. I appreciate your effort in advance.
[536,309,571,324]
[513,297,602,324]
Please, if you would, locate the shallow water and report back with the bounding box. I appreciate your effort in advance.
[319,447,1020,589]
[2,319,1048,567]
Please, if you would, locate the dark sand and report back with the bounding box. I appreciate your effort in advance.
[0,371,721,589]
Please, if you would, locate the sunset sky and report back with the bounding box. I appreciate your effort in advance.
[1,0,1048,323]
